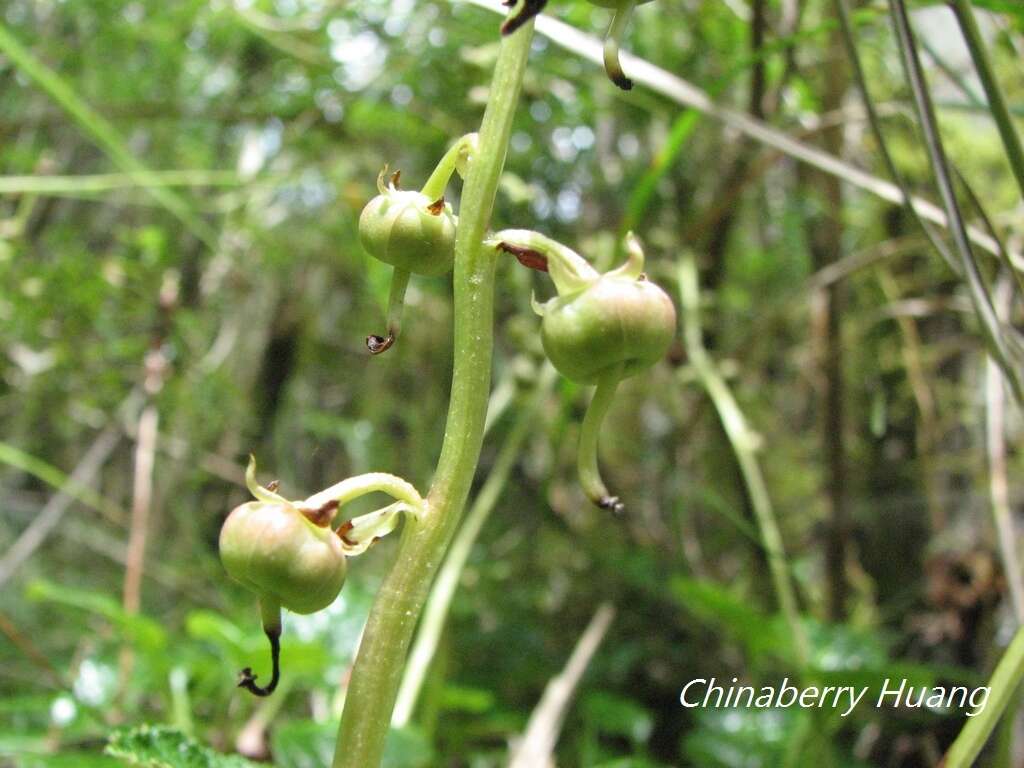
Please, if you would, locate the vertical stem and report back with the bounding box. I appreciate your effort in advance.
[943,626,1024,768]
[678,256,808,666]
[332,19,534,767]
[949,0,1024,203]
[392,365,556,726]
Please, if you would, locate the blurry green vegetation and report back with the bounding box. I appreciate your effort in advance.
[1,0,1024,765]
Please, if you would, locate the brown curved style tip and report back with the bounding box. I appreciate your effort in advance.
[337,519,357,547]
[390,169,401,189]
[426,197,446,216]
[598,495,625,516]
[366,332,396,355]
[500,0,547,35]
[497,242,549,272]
[610,73,633,91]
[237,629,281,697]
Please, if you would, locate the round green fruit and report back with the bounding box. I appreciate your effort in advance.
[541,275,676,385]
[219,501,347,615]
[359,191,456,277]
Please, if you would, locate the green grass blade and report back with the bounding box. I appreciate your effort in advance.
[0,23,218,247]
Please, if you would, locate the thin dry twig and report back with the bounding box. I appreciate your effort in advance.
[507,603,616,768]
[986,278,1024,624]
[118,401,160,689]
[0,405,134,588]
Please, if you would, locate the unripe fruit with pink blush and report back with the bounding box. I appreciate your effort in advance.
[219,500,346,615]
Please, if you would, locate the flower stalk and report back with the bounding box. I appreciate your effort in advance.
[331,17,535,767]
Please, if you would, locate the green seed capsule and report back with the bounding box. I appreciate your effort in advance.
[359,133,477,354]
[541,271,676,385]
[490,230,676,514]
[219,500,347,615]
[221,456,426,696]
[359,188,456,278]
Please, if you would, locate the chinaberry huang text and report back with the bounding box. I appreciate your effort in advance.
[679,677,990,718]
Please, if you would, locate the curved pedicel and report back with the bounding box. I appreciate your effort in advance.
[237,597,282,697]
[578,363,626,514]
[361,134,478,354]
[491,230,675,513]
[603,0,638,90]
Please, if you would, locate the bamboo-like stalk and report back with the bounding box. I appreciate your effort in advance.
[887,0,1023,403]
[678,256,808,666]
[830,0,957,272]
[949,0,1024,203]
[331,18,535,767]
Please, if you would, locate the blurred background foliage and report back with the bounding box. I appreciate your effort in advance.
[1,0,1023,765]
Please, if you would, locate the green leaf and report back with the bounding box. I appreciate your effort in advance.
[26,580,166,651]
[438,683,495,714]
[105,726,257,768]
[669,577,790,661]
[582,691,654,743]
[16,754,123,768]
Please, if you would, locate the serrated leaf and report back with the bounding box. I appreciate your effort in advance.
[105,725,257,768]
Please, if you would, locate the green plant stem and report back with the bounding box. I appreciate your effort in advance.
[678,256,809,666]
[949,0,1024,203]
[331,19,534,767]
[943,626,1024,767]
[392,364,557,726]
